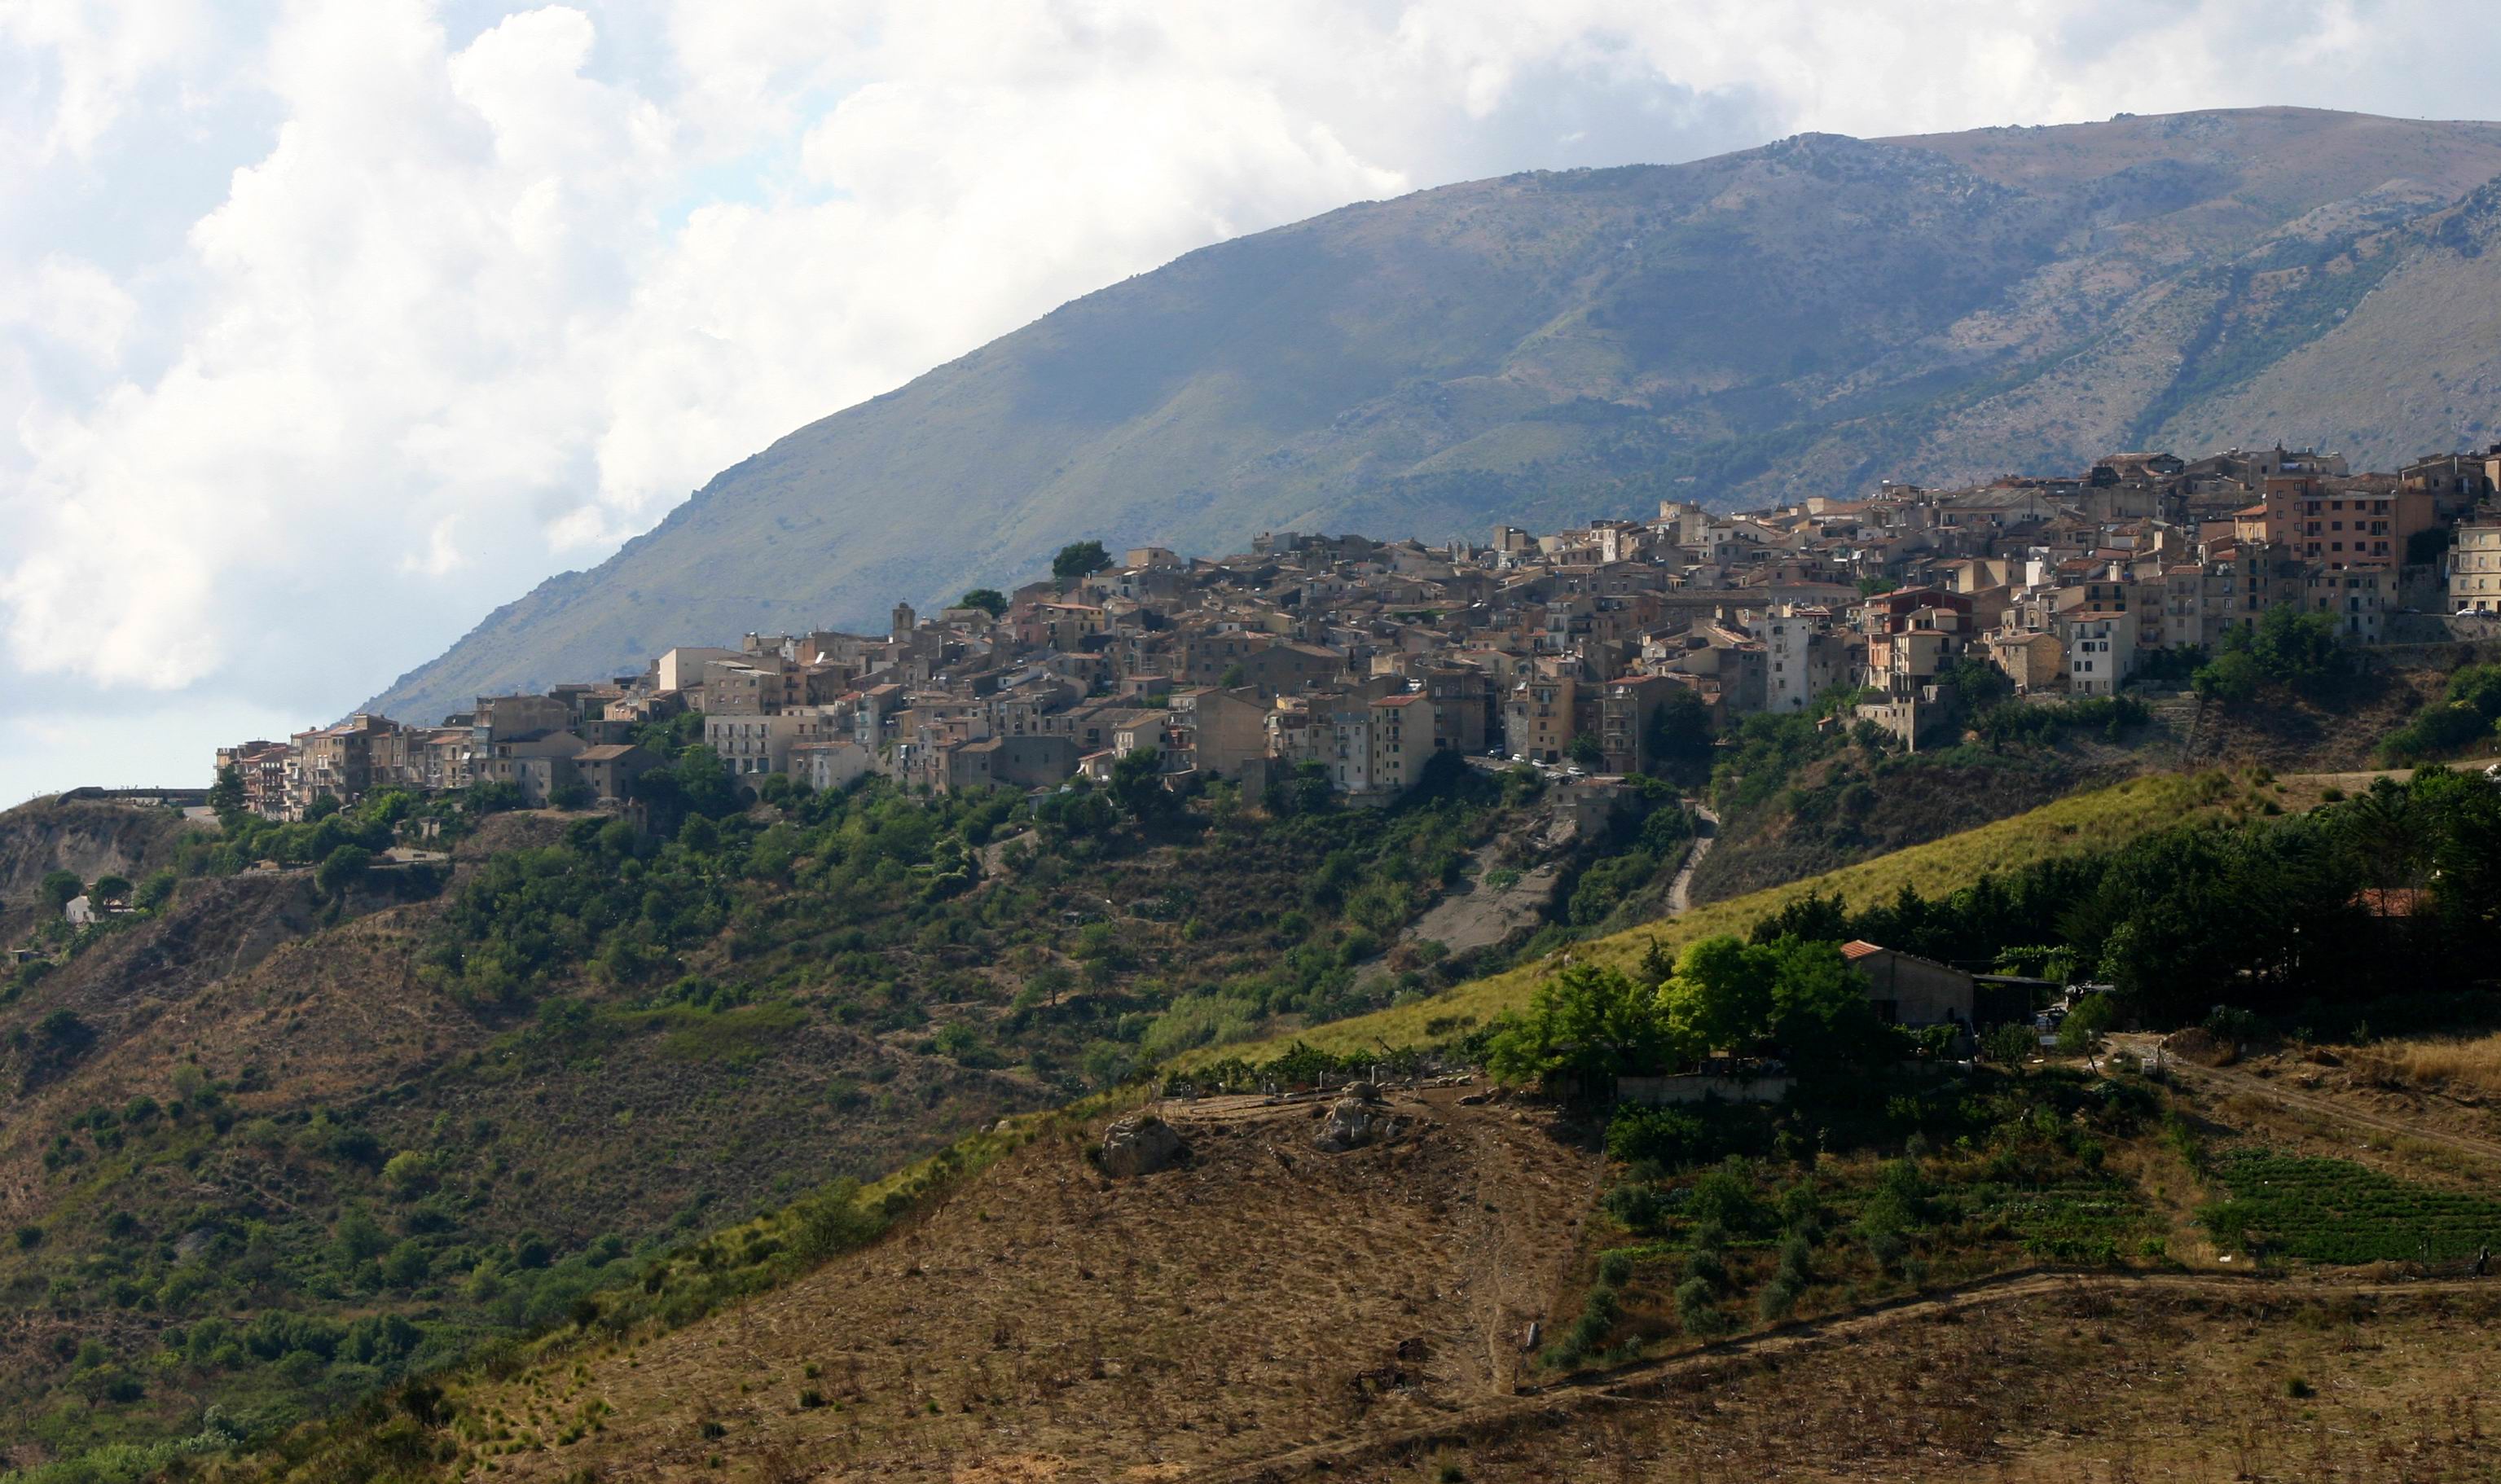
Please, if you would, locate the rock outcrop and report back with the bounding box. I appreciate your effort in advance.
[1314,1090,1401,1153]
[1100,1114,1186,1177]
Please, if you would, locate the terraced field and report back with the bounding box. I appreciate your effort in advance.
[2203,1152,2501,1264]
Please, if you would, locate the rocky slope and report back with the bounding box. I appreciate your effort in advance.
[0,799,196,903]
[371,107,2501,726]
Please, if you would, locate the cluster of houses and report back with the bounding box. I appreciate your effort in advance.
[214,440,2501,823]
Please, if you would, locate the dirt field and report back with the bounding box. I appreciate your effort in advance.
[464,1089,1603,1482]
[1299,1281,2501,1482]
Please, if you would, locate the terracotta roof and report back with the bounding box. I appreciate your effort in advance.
[2353,888,2429,918]
[1839,940,1886,961]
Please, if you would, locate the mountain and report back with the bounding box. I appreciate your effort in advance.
[368,106,2501,724]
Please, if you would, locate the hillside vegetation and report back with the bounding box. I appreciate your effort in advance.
[371,108,2501,724]
[1211,771,2224,1060]
[11,751,2494,1480]
[0,739,1718,1473]
[8,696,2499,1477]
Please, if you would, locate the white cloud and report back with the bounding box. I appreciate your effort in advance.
[3,0,2500,796]
[3,254,137,362]
[0,0,212,160]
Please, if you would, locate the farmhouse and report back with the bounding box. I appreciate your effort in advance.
[1840,940,1974,1027]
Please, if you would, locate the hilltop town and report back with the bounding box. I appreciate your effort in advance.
[215,441,2501,820]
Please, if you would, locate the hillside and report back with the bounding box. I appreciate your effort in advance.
[0,754,1642,1471]
[1214,770,2234,1060]
[371,107,2501,725]
[13,744,2499,1478]
[235,1014,2501,1483]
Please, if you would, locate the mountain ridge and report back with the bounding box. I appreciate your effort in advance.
[368,106,2501,723]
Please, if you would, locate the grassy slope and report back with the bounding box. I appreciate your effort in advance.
[1204,771,2229,1059]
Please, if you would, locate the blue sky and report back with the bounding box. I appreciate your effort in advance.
[4,0,2498,801]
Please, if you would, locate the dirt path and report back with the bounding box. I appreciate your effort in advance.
[1181,1267,2501,1483]
[1664,804,1718,916]
[2286,756,2501,792]
[1450,1101,1603,1398]
[2162,1054,2501,1166]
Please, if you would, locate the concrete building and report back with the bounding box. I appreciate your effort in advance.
[1840,940,1973,1027]
[2063,611,2138,695]
[2451,521,2501,614]
[787,740,877,793]
[1752,604,1841,713]
[573,743,661,804]
[1503,670,1576,763]
[654,646,744,696]
[946,735,1079,793]
[1167,688,1272,779]
[2305,565,2393,642]
[1364,692,1434,795]
[705,711,839,778]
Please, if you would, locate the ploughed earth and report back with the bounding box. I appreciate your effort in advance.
[473,1087,1602,1482]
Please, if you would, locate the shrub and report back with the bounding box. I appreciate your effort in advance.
[2055,994,2114,1054]
[1606,1106,1708,1167]
[1757,1275,1800,1322]
[1600,1182,1672,1232]
[1687,1163,1771,1236]
[381,1149,439,1196]
[1982,1021,2037,1066]
[1675,1277,1728,1336]
[1775,1232,1814,1288]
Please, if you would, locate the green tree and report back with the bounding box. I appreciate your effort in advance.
[1645,690,1715,780]
[314,844,371,900]
[2055,992,2116,1055]
[39,869,81,911]
[2196,606,2348,702]
[89,874,133,903]
[1759,936,1888,1073]
[134,869,178,911]
[1658,936,1769,1056]
[1263,761,1334,817]
[1109,746,1170,823]
[1052,541,1111,585]
[1484,964,1680,1091]
[959,587,1008,617]
[208,764,245,819]
[1566,732,1605,768]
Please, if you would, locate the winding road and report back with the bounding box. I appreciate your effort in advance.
[1663,803,1719,916]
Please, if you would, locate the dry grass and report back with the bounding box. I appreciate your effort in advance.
[2351,1032,2501,1102]
[1349,1287,2501,1482]
[1207,772,2244,1062]
[442,1091,1602,1483]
